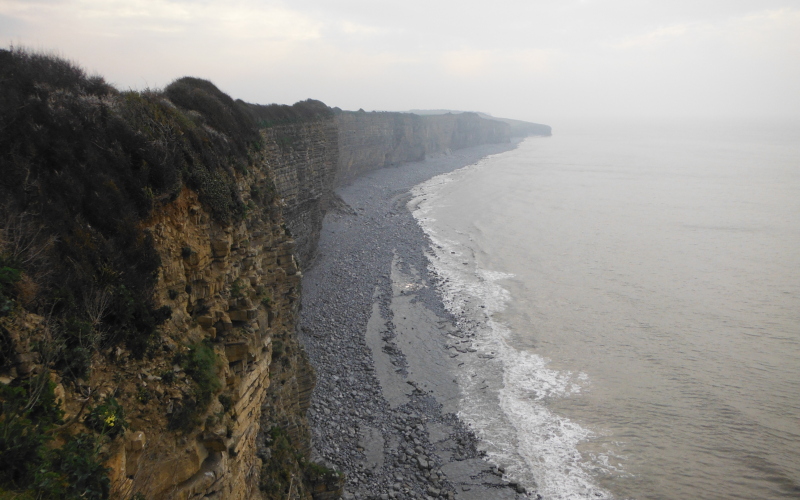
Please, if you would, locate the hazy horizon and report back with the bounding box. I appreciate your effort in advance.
[3,1,799,126]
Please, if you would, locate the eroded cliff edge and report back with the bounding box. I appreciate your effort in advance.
[0,49,536,500]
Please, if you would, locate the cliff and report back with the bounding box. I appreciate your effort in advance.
[0,48,528,500]
[0,50,323,500]
[335,110,510,186]
[410,109,552,138]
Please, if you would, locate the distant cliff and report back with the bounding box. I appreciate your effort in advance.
[335,110,510,185]
[410,109,552,138]
[0,48,543,500]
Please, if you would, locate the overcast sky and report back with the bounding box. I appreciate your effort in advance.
[3,0,799,124]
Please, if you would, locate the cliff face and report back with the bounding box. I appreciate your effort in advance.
[114,181,307,500]
[335,112,426,184]
[260,120,339,268]
[335,111,510,185]
[0,51,322,500]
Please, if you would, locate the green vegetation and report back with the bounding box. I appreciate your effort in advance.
[169,342,221,432]
[259,426,342,499]
[0,256,22,316]
[53,318,96,381]
[230,279,246,299]
[183,342,221,407]
[84,396,128,438]
[304,461,342,484]
[0,378,110,499]
[244,99,333,129]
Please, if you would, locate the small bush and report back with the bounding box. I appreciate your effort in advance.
[84,396,127,438]
[183,342,220,404]
[304,461,341,483]
[0,326,14,369]
[0,384,54,488]
[230,279,245,299]
[0,255,22,316]
[259,426,295,497]
[0,377,110,499]
[41,433,110,500]
[160,370,175,384]
[218,393,232,413]
[54,317,97,380]
[136,386,151,404]
[168,342,220,432]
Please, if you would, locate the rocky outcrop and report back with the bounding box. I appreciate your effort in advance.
[103,164,306,499]
[0,177,307,500]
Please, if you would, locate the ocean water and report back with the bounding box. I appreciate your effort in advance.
[410,119,800,500]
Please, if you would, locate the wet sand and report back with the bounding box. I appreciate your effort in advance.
[298,141,534,499]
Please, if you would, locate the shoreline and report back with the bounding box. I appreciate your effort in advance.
[298,139,534,500]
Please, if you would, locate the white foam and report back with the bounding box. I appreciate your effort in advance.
[410,164,614,500]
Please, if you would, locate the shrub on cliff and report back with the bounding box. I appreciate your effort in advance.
[0,255,22,316]
[165,77,259,155]
[168,341,221,432]
[244,98,333,128]
[259,425,343,500]
[0,378,110,499]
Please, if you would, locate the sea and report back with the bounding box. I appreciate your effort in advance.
[409,118,800,500]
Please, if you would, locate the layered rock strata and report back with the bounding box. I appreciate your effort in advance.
[261,121,339,268]
[335,111,510,185]
[107,167,307,498]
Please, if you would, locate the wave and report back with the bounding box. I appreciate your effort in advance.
[410,160,613,500]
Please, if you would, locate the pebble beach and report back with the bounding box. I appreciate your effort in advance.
[298,141,533,500]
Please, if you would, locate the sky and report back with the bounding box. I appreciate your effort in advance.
[2,0,800,125]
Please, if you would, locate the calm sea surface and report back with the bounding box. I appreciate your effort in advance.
[411,119,800,500]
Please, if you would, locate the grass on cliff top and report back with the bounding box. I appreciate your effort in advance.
[243,99,333,128]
